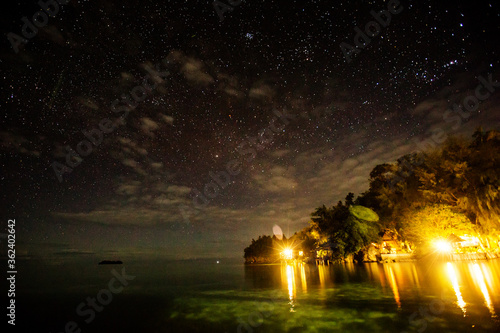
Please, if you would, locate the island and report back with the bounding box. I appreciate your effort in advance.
[245,129,500,264]
[98,260,123,265]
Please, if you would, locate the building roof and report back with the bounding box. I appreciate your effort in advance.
[446,234,465,243]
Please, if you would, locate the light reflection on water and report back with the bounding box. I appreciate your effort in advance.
[19,258,500,332]
[300,263,307,292]
[385,265,401,308]
[272,260,500,321]
[282,264,296,312]
[471,263,497,319]
[447,262,467,315]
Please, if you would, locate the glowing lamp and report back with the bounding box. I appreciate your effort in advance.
[434,240,452,253]
[282,248,293,260]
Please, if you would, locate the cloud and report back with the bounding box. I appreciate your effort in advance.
[270,149,291,158]
[259,175,297,192]
[411,98,448,117]
[165,185,192,195]
[0,131,41,156]
[248,82,276,100]
[160,114,174,125]
[53,249,95,256]
[140,117,160,136]
[115,181,141,196]
[408,71,500,140]
[53,207,185,227]
[152,195,184,206]
[250,164,298,193]
[167,50,214,86]
[151,162,164,169]
[121,158,138,168]
[118,137,148,155]
[217,73,245,98]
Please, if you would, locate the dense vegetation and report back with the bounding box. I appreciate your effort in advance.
[309,203,380,260]
[244,129,500,262]
[244,235,278,263]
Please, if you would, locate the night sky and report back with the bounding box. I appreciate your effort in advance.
[1,0,499,260]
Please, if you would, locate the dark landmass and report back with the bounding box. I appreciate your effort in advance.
[98,260,123,265]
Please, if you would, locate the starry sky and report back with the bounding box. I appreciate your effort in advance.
[1,0,499,260]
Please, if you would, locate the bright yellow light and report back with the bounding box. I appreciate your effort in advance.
[282,248,293,260]
[298,251,304,256]
[286,264,296,306]
[447,262,466,315]
[471,263,497,318]
[300,263,307,292]
[434,239,452,253]
[385,266,401,308]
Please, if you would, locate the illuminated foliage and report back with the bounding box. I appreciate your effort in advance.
[359,129,500,241]
[401,204,474,245]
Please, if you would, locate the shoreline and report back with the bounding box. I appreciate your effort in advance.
[245,251,500,265]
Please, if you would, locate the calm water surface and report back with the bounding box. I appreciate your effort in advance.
[16,257,500,332]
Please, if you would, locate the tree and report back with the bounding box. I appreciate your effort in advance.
[413,133,500,235]
[345,192,355,206]
[244,235,275,263]
[401,204,475,247]
[310,204,380,260]
[289,228,316,254]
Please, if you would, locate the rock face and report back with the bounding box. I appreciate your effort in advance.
[98,260,123,265]
[353,246,379,263]
[364,246,379,262]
